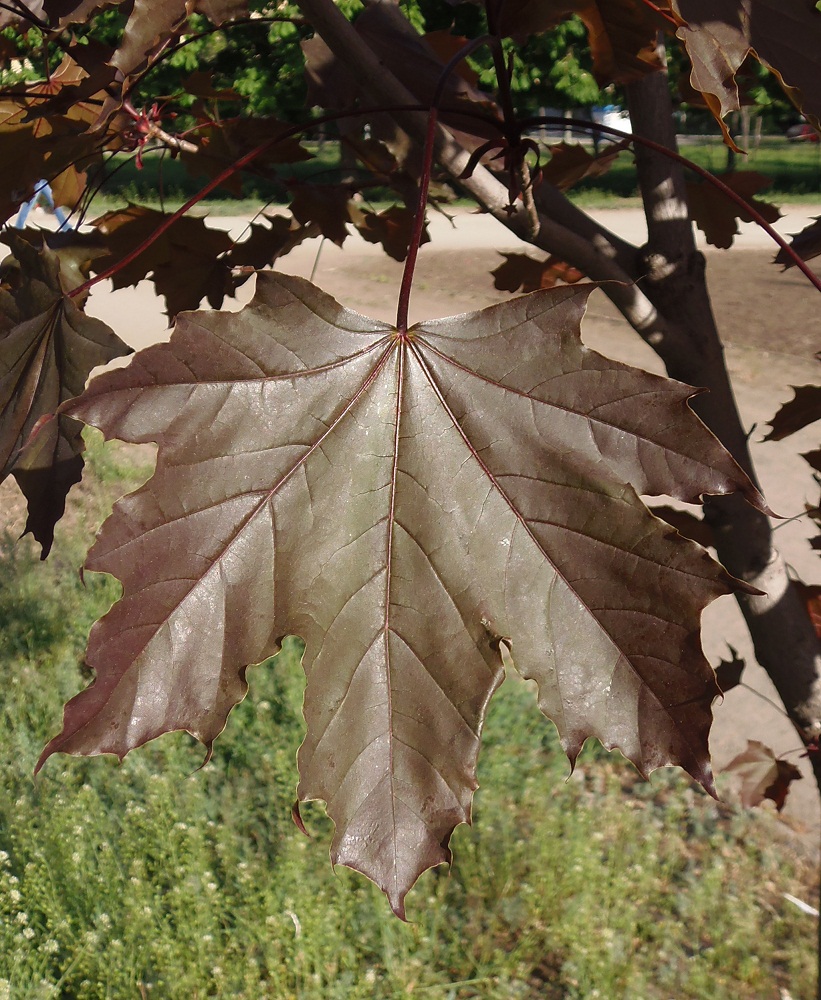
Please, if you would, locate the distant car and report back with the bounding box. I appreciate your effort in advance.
[591,105,632,139]
[786,122,820,142]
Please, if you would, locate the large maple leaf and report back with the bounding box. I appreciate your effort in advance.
[39,274,764,914]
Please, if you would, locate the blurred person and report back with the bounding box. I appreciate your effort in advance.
[15,180,71,230]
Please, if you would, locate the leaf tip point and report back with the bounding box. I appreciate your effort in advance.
[33,750,50,777]
[388,894,408,922]
[291,800,311,838]
[191,741,214,774]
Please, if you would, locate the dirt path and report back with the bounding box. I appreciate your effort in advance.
[79,205,821,834]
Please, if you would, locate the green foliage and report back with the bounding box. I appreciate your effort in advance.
[151,12,309,122]
[94,142,342,206]
[559,140,821,199]
[87,139,821,212]
[508,20,603,110]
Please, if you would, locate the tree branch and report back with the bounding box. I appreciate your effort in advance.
[296,0,693,365]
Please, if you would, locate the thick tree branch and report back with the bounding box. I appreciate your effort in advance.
[297,0,694,365]
[532,182,637,274]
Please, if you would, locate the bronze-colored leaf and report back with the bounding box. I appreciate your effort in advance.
[763,384,821,441]
[774,217,821,269]
[725,740,802,811]
[90,206,234,318]
[39,274,765,914]
[671,0,821,138]
[350,205,429,262]
[226,214,314,271]
[541,140,630,192]
[0,233,130,553]
[43,0,116,24]
[2,0,248,99]
[23,43,116,127]
[0,124,51,223]
[677,52,759,110]
[111,0,248,80]
[0,112,99,223]
[288,184,352,247]
[485,0,665,82]
[686,171,781,249]
[337,131,423,209]
[0,46,116,217]
[492,252,584,293]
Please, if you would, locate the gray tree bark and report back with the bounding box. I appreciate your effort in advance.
[625,58,821,752]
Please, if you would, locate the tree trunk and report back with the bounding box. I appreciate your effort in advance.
[297,5,821,991]
[297,0,821,752]
[626,57,821,753]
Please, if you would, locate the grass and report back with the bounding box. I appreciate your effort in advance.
[80,137,821,220]
[84,143,343,218]
[0,436,818,999]
[561,139,821,200]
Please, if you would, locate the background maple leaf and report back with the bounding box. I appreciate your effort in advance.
[0,233,130,553]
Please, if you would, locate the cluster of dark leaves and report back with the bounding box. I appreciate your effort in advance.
[0,230,130,554]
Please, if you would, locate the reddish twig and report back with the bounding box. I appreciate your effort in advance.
[637,0,680,27]
[397,34,493,332]
[396,108,437,334]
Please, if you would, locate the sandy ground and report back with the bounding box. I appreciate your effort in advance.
[33,204,821,837]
